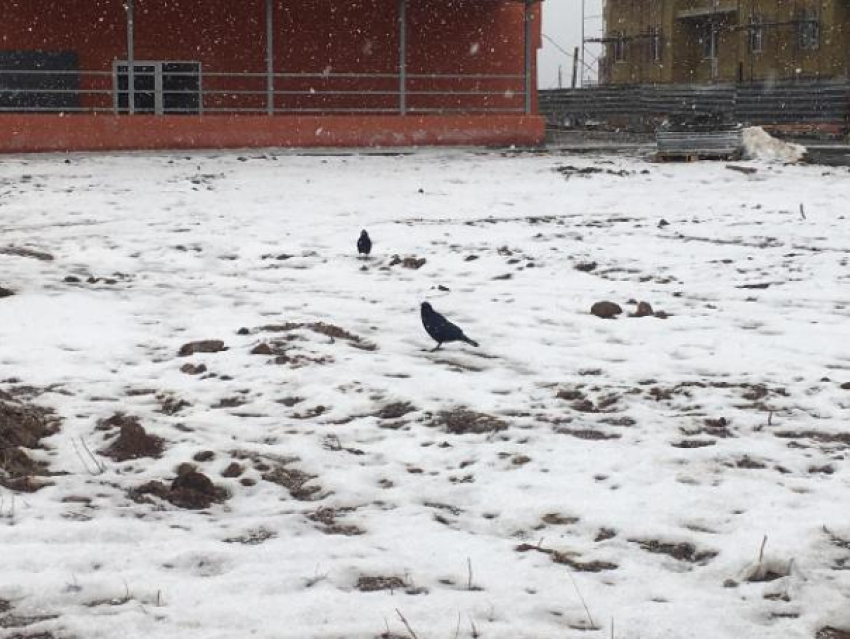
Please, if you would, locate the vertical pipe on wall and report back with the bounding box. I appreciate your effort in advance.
[398,0,407,115]
[127,0,135,115]
[266,0,275,115]
[524,0,533,114]
[580,0,585,87]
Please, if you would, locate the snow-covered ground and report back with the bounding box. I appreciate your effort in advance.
[1,149,849,639]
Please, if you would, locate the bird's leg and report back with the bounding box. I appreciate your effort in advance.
[431,343,442,352]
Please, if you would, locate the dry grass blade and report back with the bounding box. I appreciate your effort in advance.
[395,608,420,639]
[567,569,597,630]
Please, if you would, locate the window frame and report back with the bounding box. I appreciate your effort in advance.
[113,60,202,115]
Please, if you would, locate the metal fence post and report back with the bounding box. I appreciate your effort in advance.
[127,0,135,114]
[524,0,532,115]
[266,0,275,114]
[398,0,407,115]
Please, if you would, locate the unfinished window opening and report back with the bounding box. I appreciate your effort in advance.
[797,9,820,51]
[701,24,719,60]
[115,61,201,115]
[748,15,764,54]
[613,34,626,63]
[650,28,663,63]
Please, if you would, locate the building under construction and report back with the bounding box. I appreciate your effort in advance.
[600,0,850,84]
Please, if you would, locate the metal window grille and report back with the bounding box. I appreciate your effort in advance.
[114,61,201,115]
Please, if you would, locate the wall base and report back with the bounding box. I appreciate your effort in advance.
[0,114,545,154]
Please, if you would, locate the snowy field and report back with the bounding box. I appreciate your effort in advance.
[1,149,849,639]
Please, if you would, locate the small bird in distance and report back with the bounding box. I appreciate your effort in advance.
[357,230,372,256]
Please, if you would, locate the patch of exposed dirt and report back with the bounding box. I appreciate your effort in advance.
[233,450,323,501]
[131,465,228,510]
[731,456,767,469]
[515,544,618,572]
[818,628,850,639]
[158,394,191,415]
[258,322,376,351]
[0,286,14,298]
[375,402,416,420]
[671,439,716,449]
[775,430,850,447]
[0,392,60,492]
[212,396,247,409]
[432,409,508,435]
[570,394,620,413]
[308,506,365,536]
[555,427,621,441]
[631,539,718,564]
[824,526,850,550]
[221,462,243,478]
[223,528,276,545]
[178,340,227,357]
[389,254,427,270]
[356,575,406,592]
[590,301,623,319]
[0,246,54,261]
[555,165,632,179]
[99,414,164,461]
[541,513,580,526]
[180,363,207,375]
[556,388,585,402]
[595,528,617,542]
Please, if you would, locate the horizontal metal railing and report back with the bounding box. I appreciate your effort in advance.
[0,69,527,115]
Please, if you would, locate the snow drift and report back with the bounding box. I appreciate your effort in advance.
[742,126,806,163]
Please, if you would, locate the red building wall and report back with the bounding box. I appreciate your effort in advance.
[0,0,538,113]
[0,0,543,150]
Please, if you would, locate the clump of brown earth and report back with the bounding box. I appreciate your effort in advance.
[0,390,60,492]
[247,323,377,366]
[178,340,227,357]
[389,254,427,270]
[131,463,228,510]
[432,408,508,434]
[591,300,669,319]
[591,301,623,319]
[98,414,164,461]
[0,286,14,298]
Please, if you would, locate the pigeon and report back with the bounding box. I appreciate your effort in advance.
[420,302,479,351]
[357,230,372,256]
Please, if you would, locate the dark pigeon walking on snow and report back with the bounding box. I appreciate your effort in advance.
[357,230,372,256]
[420,302,479,351]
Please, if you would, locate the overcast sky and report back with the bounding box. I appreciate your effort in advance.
[539,0,603,88]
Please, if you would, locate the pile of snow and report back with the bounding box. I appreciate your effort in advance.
[742,126,806,163]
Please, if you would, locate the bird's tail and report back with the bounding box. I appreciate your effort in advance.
[464,336,479,348]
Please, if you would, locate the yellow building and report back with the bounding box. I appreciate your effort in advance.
[601,0,850,84]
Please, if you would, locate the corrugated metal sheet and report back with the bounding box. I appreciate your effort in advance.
[656,127,743,155]
[540,81,850,129]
